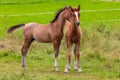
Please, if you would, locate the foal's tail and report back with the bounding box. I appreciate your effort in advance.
[7,24,25,33]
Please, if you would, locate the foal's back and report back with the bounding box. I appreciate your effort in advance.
[23,22,51,43]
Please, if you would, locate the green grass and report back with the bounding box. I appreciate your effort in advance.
[0,0,120,80]
[0,1,120,32]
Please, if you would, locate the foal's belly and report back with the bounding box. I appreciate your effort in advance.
[34,34,52,43]
[33,27,52,43]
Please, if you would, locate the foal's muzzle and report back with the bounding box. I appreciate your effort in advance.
[76,22,80,26]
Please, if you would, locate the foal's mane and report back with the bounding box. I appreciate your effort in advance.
[50,8,65,23]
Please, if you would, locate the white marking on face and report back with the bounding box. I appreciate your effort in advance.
[75,11,79,21]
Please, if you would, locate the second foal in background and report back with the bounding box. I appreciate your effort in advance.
[64,5,82,73]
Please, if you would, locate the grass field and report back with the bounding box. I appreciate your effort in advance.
[0,0,120,80]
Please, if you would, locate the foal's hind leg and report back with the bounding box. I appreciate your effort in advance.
[21,38,34,70]
[75,41,82,72]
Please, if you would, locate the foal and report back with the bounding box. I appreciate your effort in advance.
[64,5,82,73]
[7,6,75,71]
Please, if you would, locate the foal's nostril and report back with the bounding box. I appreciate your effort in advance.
[76,22,80,26]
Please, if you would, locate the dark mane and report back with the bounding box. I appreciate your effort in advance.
[50,8,65,23]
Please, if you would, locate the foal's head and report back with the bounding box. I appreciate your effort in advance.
[50,5,80,26]
[69,5,80,26]
[50,6,74,23]
[62,6,73,21]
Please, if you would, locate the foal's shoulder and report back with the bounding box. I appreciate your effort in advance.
[65,20,72,30]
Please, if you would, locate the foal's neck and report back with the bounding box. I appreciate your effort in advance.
[71,22,77,32]
[51,14,66,32]
[57,16,65,30]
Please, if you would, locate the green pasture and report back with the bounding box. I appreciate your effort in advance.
[0,0,120,80]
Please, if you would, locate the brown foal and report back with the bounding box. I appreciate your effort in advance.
[64,5,82,73]
[7,6,76,71]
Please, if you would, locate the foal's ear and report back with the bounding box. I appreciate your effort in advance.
[78,5,80,11]
[64,5,68,9]
[69,5,74,12]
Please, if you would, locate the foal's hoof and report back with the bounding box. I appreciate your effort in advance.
[78,68,82,73]
[56,69,60,72]
[64,68,68,73]
[55,67,60,72]
[68,67,71,70]
[74,67,78,71]
[22,65,26,70]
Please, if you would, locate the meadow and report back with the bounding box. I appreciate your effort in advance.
[0,0,120,80]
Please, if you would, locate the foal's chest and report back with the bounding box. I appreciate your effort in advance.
[70,32,80,42]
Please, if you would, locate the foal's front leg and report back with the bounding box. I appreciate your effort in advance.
[53,40,60,72]
[75,42,82,72]
[74,45,77,70]
[64,41,72,73]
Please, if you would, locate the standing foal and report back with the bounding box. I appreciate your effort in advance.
[7,6,75,71]
[64,5,82,73]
